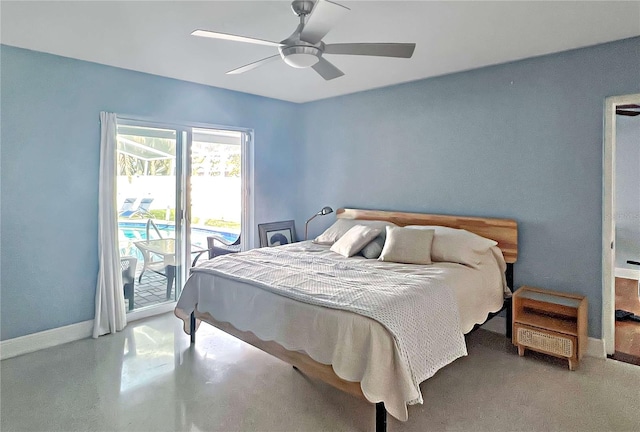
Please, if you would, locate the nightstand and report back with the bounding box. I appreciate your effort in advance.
[512,286,587,370]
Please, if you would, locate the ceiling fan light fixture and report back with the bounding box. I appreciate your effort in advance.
[279,45,321,68]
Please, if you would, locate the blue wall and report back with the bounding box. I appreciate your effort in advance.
[0,45,300,340]
[2,37,639,341]
[296,37,640,338]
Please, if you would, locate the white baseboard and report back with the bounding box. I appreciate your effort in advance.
[586,337,606,359]
[615,267,640,280]
[1,303,177,361]
[0,319,94,360]
[481,316,606,359]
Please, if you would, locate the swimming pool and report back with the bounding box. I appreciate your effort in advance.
[118,221,239,259]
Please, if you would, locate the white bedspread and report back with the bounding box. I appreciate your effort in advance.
[175,242,507,421]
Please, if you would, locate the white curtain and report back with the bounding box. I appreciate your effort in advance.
[93,112,127,338]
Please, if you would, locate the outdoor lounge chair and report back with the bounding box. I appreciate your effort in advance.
[120,197,154,218]
[118,197,137,216]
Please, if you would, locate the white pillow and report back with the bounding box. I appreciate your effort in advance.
[406,225,497,267]
[330,225,382,257]
[314,219,396,245]
[378,226,434,265]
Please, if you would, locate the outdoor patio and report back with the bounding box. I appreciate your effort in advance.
[126,264,177,310]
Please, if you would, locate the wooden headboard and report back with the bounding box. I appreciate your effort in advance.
[336,208,518,263]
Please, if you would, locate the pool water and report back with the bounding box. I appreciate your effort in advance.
[118,221,238,261]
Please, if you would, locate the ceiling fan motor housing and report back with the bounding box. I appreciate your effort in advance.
[291,0,315,16]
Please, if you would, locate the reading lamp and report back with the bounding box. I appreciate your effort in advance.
[305,206,334,240]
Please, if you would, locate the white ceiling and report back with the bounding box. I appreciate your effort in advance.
[1,1,639,103]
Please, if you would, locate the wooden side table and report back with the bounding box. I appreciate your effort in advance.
[512,286,587,370]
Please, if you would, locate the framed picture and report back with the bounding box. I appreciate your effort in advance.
[258,220,297,247]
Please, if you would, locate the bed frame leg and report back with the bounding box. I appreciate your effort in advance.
[376,402,386,432]
[190,311,196,345]
[505,298,512,340]
[505,263,514,340]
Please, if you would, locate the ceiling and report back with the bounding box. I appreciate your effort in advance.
[1,1,639,103]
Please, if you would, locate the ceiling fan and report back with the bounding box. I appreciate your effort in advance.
[191,0,416,81]
[616,104,640,117]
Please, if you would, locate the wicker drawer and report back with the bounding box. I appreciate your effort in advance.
[514,323,577,359]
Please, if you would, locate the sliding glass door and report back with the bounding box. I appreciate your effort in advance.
[115,119,249,313]
[189,128,243,262]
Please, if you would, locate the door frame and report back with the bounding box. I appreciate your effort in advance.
[116,114,255,306]
[602,93,640,355]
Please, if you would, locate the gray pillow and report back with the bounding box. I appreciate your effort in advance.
[361,235,385,259]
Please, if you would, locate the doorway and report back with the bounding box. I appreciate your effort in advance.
[115,118,253,314]
[602,93,640,363]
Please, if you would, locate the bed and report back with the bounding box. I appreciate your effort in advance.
[175,208,518,431]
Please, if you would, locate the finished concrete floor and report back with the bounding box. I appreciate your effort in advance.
[1,313,639,432]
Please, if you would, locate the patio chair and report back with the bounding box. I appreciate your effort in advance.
[118,198,137,216]
[121,256,138,311]
[207,233,241,258]
[120,198,154,218]
[191,233,241,267]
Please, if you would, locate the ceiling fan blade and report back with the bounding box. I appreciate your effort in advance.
[311,57,344,81]
[616,109,640,117]
[227,55,281,75]
[618,104,640,109]
[300,0,350,44]
[324,43,416,58]
[192,30,283,47]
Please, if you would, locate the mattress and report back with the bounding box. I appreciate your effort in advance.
[175,241,507,421]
